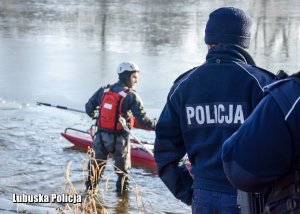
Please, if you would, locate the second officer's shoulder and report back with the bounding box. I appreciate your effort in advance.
[264,70,293,92]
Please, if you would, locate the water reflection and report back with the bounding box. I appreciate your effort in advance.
[1,0,300,60]
[114,193,129,214]
[250,0,300,71]
[0,1,299,95]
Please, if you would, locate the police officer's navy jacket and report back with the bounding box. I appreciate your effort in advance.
[222,76,300,192]
[154,44,275,205]
[85,81,155,130]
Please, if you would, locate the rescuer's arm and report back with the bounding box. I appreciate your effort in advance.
[127,92,156,130]
[85,88,104,118]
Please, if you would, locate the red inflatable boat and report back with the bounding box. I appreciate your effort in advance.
[61,128,157,171]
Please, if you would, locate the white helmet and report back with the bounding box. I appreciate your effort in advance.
[116,61,140,74]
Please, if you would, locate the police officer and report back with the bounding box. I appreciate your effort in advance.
[154,7,275,213]
[222,71,300,214]
[85,61,156,194]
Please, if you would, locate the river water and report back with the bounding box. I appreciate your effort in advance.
[1,0,300,213]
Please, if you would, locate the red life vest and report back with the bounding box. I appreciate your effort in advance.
[97,85,134,132]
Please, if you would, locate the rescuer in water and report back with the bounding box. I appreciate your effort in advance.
[85,61,156,195]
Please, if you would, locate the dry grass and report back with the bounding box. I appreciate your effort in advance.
[59,147,151,214]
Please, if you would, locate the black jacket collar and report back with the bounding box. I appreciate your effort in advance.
[206,43,256,66]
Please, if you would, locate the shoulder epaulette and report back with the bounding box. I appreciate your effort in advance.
[174,67,198,84]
